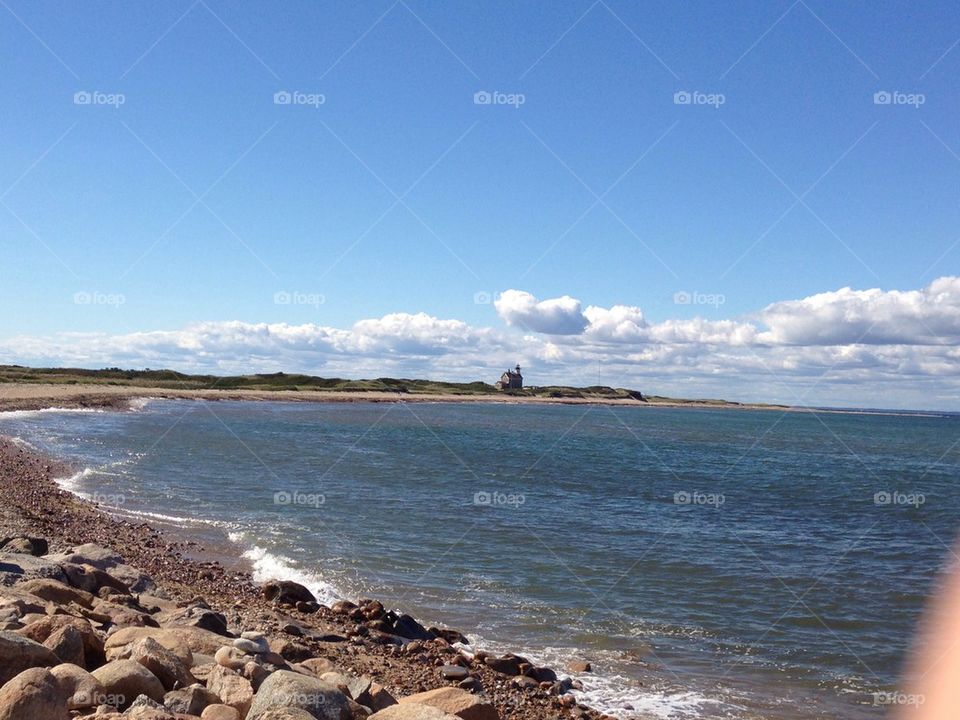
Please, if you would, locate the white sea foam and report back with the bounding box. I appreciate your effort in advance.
[227,532,343,606]
[118,507,220,526]
[54,467,98,496]
[8,436,39,451]
[465,635,725,719]
[0,407,105,420]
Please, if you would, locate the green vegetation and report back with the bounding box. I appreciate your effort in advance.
[0,365,649,400]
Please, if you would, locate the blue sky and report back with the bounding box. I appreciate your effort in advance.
[2,1,959,407]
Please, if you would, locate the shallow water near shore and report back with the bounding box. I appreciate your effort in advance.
[2,398,958,719]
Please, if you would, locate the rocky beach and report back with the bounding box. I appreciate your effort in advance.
[0,432,604,720]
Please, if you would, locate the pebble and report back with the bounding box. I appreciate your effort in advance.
[440,664,469,681]
[234,636,269,654]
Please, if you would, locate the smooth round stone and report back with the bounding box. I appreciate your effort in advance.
[440,664,469,681]
[215,645,248,671]
[233,637,269,654]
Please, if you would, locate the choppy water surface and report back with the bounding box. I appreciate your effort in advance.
[2,399,958,719]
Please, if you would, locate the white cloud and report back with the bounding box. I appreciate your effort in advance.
[3,278,960,409]
[582,305,647,341]
[758,276,960,346]
[494,290,588,335]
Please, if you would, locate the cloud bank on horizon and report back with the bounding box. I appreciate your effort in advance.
[3,276,960,410]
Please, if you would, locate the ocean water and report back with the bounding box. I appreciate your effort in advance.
[2,399,958,719]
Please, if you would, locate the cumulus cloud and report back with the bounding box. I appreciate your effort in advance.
[582,305,648,341]
[494,290,588,335]
[758,276,960,346]
[3,278,960,409]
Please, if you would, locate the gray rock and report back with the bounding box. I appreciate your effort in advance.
[164,683,220,714]
[0,552,67,586]
[427,627,469,645]
[47,544,160,595]
[530,666,557,683]
[483,655,521,676]
[234,636,269,654]
[249,710,315,720]
[248,669,350,720]
[439,665,469,681]
[391,615,433,641]
[163,603,231,637]
[262,580,316,606]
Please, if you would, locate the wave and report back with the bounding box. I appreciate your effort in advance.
[54,467,98,496]
[117,507,224,526]
[227,531,344,607]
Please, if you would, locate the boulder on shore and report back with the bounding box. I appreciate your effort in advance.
[399,687,499,720]
[0,667,69,720]
[369,704,460,720]
[163,683,220,714]
[0,630,60,685]
[49,663,104,710]
[0,551,67,585]
[18,614,105,666]
[130,635,196,690]
[262,580,316,606]
[207,665,254,718]
[43,623,86,667]
[247,669,350,720]
[0,536,48,556]
[91,658,165,710]
[106,625,227,662]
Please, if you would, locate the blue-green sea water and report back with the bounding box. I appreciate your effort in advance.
[2,399,958,719]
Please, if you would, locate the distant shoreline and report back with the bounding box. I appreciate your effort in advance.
[0,381,946,417]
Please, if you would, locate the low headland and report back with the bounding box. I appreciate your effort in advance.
[0,364,786,414]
